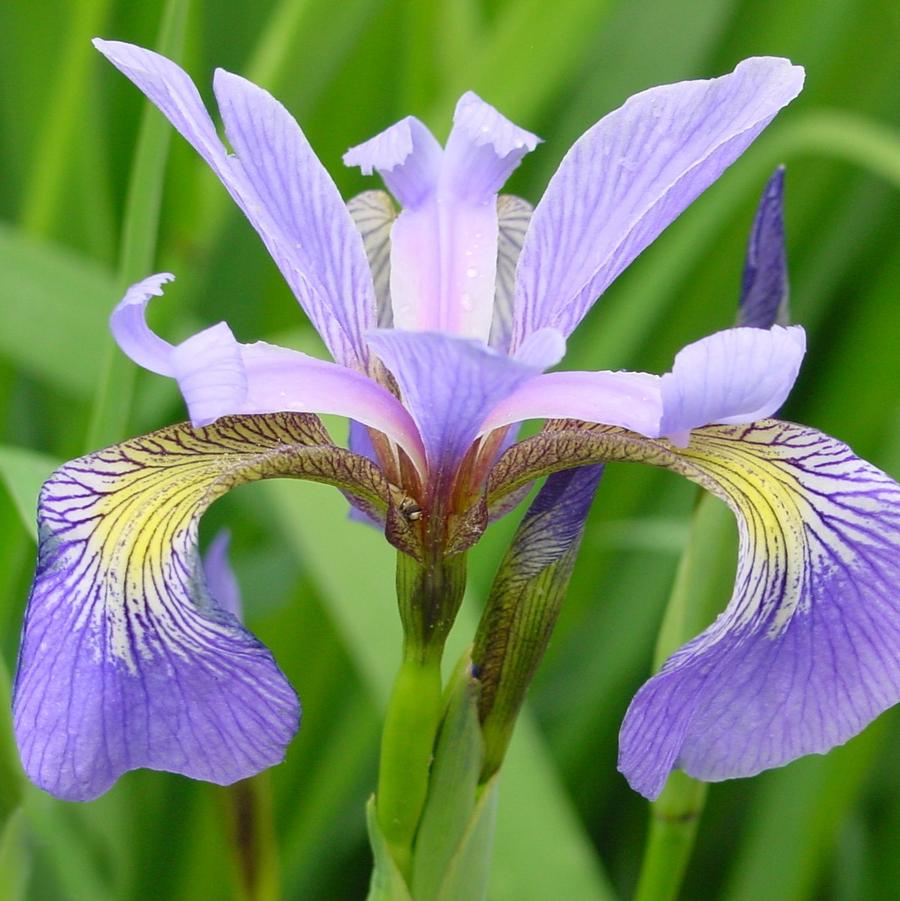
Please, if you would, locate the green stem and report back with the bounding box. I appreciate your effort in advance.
[634,493,736,901]
[634,772,707,901]
[375,550,467,878]
[376,651,443,879]
[221,775,280,901]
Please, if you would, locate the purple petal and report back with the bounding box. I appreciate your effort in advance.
[366,330,540,481]
[512,57,804,347]
[203,530,243,620]
[13,429,303,800]
[659,325,806,444]
[110,278,426,474]
[343,117,442,208]
[739,167,789,329]
[440,92,540,202]
[109,272,177,376]
[94,40,375,368]
[619,421,900,798]
[481,370,662,438]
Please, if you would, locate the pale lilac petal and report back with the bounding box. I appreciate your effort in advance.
[513,58,804,347]
[367,330,540,479]
[204,530,242,620]
[388,195,498,340]
[513,327,566,369]
[348,96,538,343]
[94,40,374,368]
[235,342,425,473]
[170,323,247,426]
[619,421,900,798]
[659,325,806,444]
[109,272,177,376]
[14,432,301,800]
[739,167,789,329]
[109,280,426,473]
[481,370,662,437]
[440,92,540,202]
[343,117,442,208]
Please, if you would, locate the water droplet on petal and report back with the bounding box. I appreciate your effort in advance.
[466,267,479,279]
[460,292,473,311]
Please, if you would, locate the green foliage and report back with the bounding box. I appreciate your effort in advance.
[1,0,900,898]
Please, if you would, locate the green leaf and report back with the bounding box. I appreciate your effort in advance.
[0,225,115,395]
[87,0,189,449]
[0,809,30,901]
[365,797,413,901]
[0,444,59,542]
[412,660,485,901]
[437,778,499,901]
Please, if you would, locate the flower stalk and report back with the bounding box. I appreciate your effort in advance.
[375,550,468,877]
[633,494,733,901]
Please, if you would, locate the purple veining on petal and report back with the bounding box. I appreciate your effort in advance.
[619,421,900,799]
[13,439,300,801]
[512,57,804,348]
[367,330,541,486]
[739,167,789,329]
[659,325,806,444]
[94,40,375,369]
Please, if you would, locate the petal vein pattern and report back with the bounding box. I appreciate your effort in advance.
[93,40,375,368]
[486,418,900,799]
[512,57,804,348]
[13,414,391,800]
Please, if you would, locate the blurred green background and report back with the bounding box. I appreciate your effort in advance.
[1,0,900,898]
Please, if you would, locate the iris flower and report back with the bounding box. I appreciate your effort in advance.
[14,41,900,806]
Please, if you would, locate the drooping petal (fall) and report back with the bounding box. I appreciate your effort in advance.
[109,275,426,474]
[739,167,790,328]
[367,330,541,483]
[659,325,806,444]
[486,419,900,799]
[618,421,900,798]
[13,418,297,798]
[94,40,375,369]
[13,413,398,800]
[512,57,804,348]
